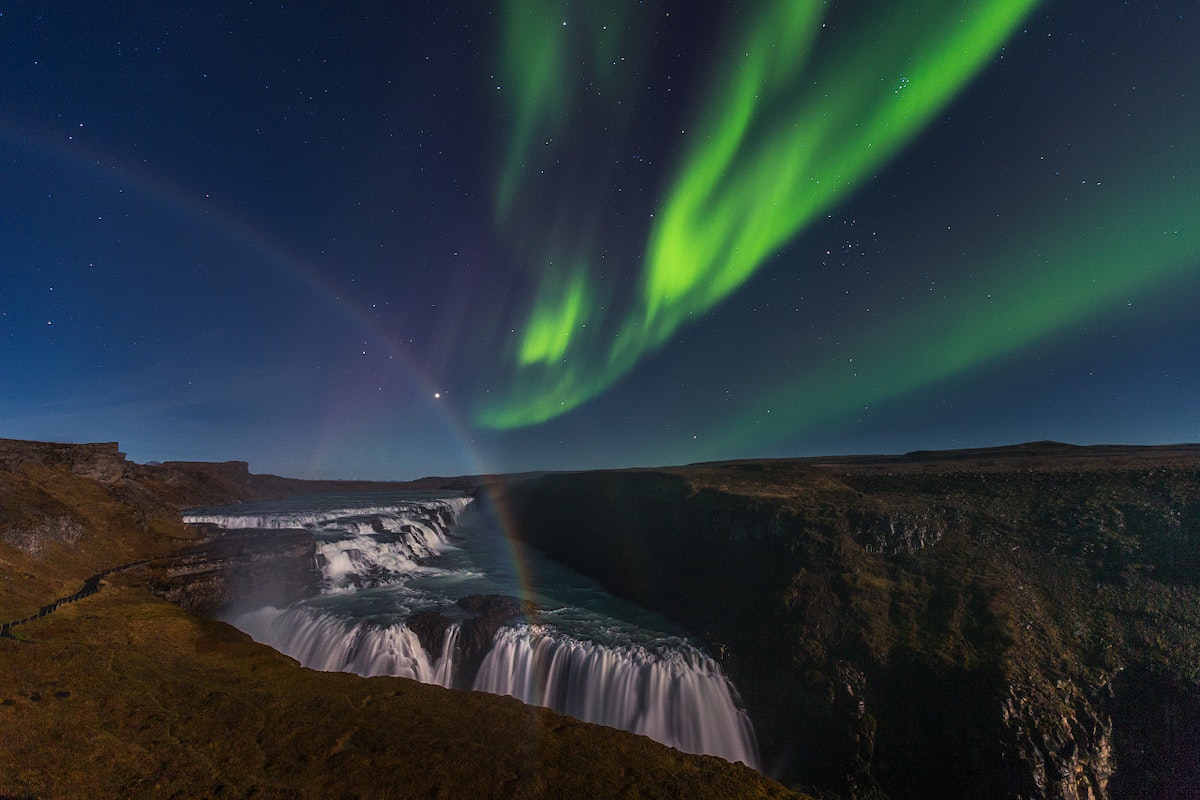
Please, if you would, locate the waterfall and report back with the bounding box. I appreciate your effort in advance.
[187,496,472,590]
[231,608,759,768]
[233,605,457,687]
[203,492,761,770]
[431,623,460,687]
[184,497,473,532]
[474,625,759,768]
[314,523,451,590]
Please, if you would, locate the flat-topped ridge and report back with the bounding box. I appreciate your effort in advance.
[0,438,129,482]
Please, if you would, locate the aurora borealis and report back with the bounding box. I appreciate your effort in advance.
[479,0,1043,427]
[2,1,1198,478]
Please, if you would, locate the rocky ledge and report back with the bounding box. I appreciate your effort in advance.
[145,527,320,616]
[407,594,536,688]
[0,438,129,483]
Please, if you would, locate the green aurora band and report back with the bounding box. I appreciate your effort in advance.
[475,1,1196,437]
[706,147,1200,454]
[493,0,636,226]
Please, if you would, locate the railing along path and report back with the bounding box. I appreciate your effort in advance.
[0,560,149,638]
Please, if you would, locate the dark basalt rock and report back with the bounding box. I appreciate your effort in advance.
[406,609,457,654]
[457,593,527,618]
[1108,667,1200,799]
[146,528,320,616]
[409,594,534,688]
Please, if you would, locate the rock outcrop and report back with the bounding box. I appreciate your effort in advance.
[408,594,533,687]
[0,514,86,556]
[145,527,320,615]
[0,438,129,483]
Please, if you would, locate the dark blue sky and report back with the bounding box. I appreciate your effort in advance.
[3,2,1197,479]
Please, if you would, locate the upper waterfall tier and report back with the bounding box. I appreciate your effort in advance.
[184,496,472,531]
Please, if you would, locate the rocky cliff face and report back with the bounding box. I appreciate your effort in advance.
[496,445,1200,800]
[0,515,86,556]
[0,438,129,483]
[145,527,320,616]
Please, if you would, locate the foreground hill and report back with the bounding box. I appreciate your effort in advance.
[495,441,1200,799]
[0,438,800,799]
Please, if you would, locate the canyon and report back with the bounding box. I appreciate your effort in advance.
[0,438,794,799]
[3,436,1199,798]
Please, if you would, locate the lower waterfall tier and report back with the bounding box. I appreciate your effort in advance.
[230,604,759,768]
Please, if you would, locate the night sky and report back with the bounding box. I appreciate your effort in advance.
[3,1,1198,479]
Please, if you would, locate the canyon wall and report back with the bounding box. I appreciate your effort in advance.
[498,444,1200,799]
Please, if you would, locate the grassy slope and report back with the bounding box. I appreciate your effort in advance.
[1,578,797,799]
[0,462,203,621]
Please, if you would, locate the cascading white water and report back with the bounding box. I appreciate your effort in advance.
[233,605,457,686]
[232,604,458,686]
[315,523,449,590]
[431,624,460,687]
[188,496,472,591]
[197,491,761,769]
[231,604,760,767]
[184,497,473,532]
[473,625,759,767]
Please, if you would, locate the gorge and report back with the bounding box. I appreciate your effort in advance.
[182,492,760,768]
[494,443,1200,798]
[3,436,1199,798]
[0,439,792,799]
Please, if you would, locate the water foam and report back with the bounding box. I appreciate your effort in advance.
[234,605,457,686]
[474,624,759,766]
